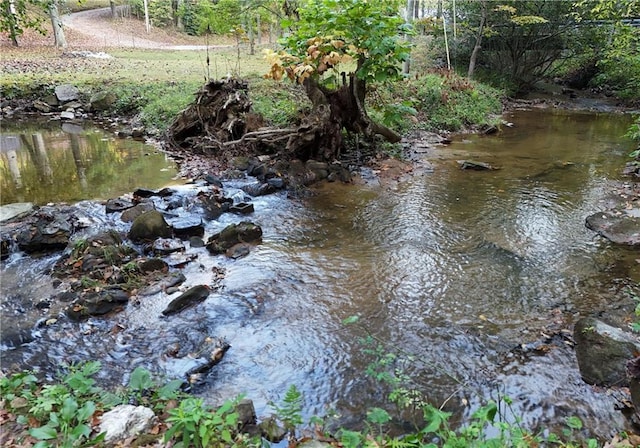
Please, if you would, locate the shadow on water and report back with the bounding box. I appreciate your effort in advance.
[1,109,639,441]
[0,119,178,205]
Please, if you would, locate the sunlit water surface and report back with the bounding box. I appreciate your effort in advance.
[1,109,638,441]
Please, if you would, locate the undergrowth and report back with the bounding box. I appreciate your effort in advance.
[1,320,625,448]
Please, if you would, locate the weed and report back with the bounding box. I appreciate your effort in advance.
[269,384,303,435]
[164,396,250,447]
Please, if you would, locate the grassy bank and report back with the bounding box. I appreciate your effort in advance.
[0,45,503,139]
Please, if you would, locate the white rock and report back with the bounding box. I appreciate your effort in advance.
[99,404,155,444]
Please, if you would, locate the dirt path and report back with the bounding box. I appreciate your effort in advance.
[61,7,225,50]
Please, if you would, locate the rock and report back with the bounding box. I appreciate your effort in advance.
[128,211,172,243]
[0,202,34,223]
[16,210,72,253]
[55,84,79,102]
[197,192,231,220]
[241,182,275,197]
[226,243,251,259]
[152,238,185,255]
[267,177,286,189]
[169,217,204,239]
[298,441,334,448]
[189,236,205,248]
[457,160,496,170]
[585,212,640,246]
[628,357,640,418]
[60,111,75,120]
[206,221,263,255]
[105,197,135,214]
[99,405,155,445]
[162,285,210,316]
[259,416,287,443]
[66,288,129,321]
[236,399,257,427]
[120,202,155,223]
[133,188,174,198]
[43,94,59,107]
[574,317,640,387]
[1,238,12,260]
[33,100,52,113]
[306,160,329,180]
[229,202,254,215]
[89,91,116,111]
[138,258,168,273]
[203,174,224,188]
[61,123,84,135]
[139,272,186,296]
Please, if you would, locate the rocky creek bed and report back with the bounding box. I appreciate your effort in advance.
[2,80,640,444]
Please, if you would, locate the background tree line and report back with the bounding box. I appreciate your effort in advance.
[1,0,638,100]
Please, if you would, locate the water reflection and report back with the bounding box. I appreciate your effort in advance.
[0,120,178,205]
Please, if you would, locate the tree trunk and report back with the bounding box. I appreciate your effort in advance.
[467,0,486,79]
[110,0,116,18]
[49,0,67,48]
[256,14,261,45]
[402,0,415,76]
[143,0,150,33]
[7,0,19,46]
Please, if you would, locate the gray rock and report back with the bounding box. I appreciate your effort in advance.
[99,405,155,445]
[33,100,52,113]
[138,258,168,273]
[66,288,129,321]
[89,91,116,111]
[241,182,275,197]
[152,238,185,255]
[585,212,640,246]
[236,398,257,427]
[259,416,287,443]
[574,317,640,386]
[206,221,262,255]
[60,111,76,120]
[162,285,210,316]
[169,216,204,239]
[105,197,135,214]
[457,160,496,170]
[121,202,155,223]
[55,84,80,102]
[128,210,172,243]
[139,272,186,296]
[0,202,33,223]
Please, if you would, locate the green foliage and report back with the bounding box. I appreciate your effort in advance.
[267,0,411,85]
[164,396,247,448]
[127,366,183,409]
[269,384,304,432]
[370,73,503,133]
[110,81,200,132]
[130,0,174,27]
[0,0,46,44]
[0,361,108,448]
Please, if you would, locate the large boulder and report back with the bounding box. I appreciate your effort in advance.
[574,317,640,387]
[206,221,262,255]
[128,211,172,242]
[585,211,640,246]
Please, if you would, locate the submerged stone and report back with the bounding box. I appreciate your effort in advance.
[162,285,210,316]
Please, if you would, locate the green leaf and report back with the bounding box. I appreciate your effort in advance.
[60,397,79,422]
[29,425,58,440]
[156,379,183,400]
[342,315,360,325]
[366,407,391,425]
[129,367,153,391]
[565,415,583,430]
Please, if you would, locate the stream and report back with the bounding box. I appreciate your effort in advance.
[1,108,638,441]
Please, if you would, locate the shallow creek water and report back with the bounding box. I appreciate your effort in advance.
[1,109,638,440]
